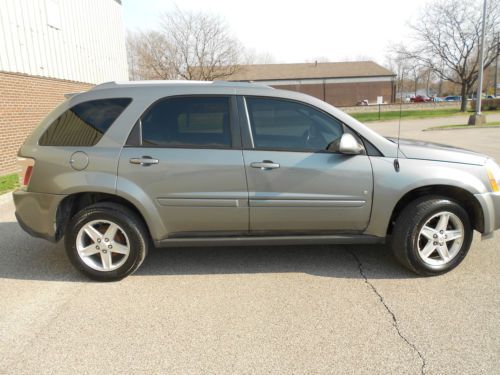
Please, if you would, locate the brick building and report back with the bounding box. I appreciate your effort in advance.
[0,0,128,174]
[225,61,396,107]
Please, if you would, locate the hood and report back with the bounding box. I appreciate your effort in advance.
[387,138,488,166]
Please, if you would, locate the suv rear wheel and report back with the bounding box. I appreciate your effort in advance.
[65,202,148,281]
[391,196,473,276]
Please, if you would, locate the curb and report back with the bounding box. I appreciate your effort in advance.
[423,125,500,132]
[0,192,13,206]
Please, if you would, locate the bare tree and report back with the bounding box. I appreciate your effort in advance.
[305,56,331,63]
[160,8,243,80]
[384,51,406,97]
[340,55,375,62]
[127,8,244,81]
[385,51,419,98]
[394,0,500,111]
[243,48,276,65]
[127,31,177,80]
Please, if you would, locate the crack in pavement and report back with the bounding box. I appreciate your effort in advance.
[1,282,86,371]
[346,249,427,375]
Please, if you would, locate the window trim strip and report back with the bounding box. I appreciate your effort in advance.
[242,97,255,149]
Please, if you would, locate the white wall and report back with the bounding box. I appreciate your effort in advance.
[0,0,128,84]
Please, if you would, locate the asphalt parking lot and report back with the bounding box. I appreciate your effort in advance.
[0,114,499,374]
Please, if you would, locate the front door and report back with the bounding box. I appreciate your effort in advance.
[241,97,373,233]
[118,96,248,238]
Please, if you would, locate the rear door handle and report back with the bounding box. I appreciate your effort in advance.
[250,160,280,170]
[129,156,159,166]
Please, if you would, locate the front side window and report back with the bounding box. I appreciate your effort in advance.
[39,98,131,146]
[245,97,343,152]
[140,96,232,148]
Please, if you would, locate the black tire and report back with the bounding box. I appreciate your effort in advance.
[391,196,473,276]
[64,202,148,281]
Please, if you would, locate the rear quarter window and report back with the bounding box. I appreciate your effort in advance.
[39,98,131,146]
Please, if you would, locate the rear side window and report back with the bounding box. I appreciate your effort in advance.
[39,98,131,146]
[140,96,231,148]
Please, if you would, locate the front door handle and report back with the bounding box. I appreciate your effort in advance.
[250,160,280,170]
[129,156,159,166]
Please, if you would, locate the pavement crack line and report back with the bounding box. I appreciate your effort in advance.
[2,282,86,370]
[346,249,427,375]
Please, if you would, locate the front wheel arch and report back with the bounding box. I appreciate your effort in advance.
[387,185,484,235]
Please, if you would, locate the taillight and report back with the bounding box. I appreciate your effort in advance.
[17,157,35,188]
[23,165,33,186]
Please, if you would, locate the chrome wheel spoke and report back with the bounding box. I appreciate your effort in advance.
[436,243,450,261]
[420,241,437,259]
[79,245,100,257]
[83,225,102,242]
[100,251,113,270]
[104,223,119,241]
[421,226,436,240]
[111,243,129,255]
[445,229,462,242]
[436,213,450,232]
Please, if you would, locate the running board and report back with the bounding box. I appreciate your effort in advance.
[154,234,385,248]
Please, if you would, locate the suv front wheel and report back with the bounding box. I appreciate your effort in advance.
[391,196,473,276]
[65,202,148,281]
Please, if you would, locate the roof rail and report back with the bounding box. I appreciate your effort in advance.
[64,92,82,99]
[89,80,273,90]
[212,80,273,88]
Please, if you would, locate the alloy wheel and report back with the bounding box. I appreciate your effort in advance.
[76,220,131,272]
[417,211,464,266]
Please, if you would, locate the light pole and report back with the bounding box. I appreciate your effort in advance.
[495,32,499,97]
[469,0,488,125]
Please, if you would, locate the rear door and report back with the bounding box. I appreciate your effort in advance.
[117,95,248,238]
[239,96,373,233]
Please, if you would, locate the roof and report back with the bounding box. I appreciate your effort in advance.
[225,61,396,81]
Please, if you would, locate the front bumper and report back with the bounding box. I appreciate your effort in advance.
[13,189,67,242]
[475,191,500,238]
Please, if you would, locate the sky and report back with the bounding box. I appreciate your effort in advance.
[122,0,431,65]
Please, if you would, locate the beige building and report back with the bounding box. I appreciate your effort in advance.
[0,0,128,174]
[225,61,396,107]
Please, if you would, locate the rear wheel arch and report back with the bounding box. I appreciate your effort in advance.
[387,185,484,235]
[55,192,153,242]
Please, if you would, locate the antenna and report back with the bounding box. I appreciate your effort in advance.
[394,71,404,172]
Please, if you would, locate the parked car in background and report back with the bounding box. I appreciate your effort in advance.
[433,97,444,102]
[13,81,500,281]
[444,95,461,102]
[410,95,432,103]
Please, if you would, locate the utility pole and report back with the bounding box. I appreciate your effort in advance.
[469,0,488,125]
[495,32,499,97]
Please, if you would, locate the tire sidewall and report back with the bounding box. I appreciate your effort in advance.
[65,208,146,281]
[407,199,472,274]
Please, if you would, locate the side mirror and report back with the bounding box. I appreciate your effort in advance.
[328,133,364,155]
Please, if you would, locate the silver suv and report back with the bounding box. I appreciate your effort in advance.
[13,81,500,281]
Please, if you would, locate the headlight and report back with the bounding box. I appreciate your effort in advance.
[486,159,500,192]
